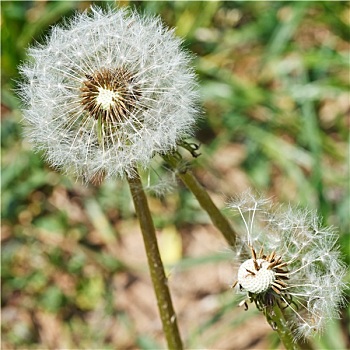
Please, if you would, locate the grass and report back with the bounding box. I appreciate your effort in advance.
[1,1,349,349]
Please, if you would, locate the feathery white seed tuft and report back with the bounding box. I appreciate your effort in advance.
[18,6,199,182]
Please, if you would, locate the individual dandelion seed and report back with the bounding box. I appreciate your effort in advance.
[228,191,347,340]
[18,6,199,182]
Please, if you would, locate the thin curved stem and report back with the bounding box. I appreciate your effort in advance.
[127,169,183,350]
[163,153,237,247]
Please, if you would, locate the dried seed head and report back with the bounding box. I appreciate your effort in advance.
[80,67,141,122]
[228,191,347,340]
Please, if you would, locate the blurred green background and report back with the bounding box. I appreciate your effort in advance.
[1,1,349,349]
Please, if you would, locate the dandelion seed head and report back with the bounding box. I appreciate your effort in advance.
[18,6,199,182]
[228,190,347,340]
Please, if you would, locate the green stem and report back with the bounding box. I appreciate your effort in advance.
[127,169,183,350]
[264,303,314,350]
[264,303,299,350]
[163,153,237,247]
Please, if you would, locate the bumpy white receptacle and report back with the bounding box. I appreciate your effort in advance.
[237,258,275,293]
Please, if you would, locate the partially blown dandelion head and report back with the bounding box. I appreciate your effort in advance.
[18,6,198,181]
[229,191,347,340]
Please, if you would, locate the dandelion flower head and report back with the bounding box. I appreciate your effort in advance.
[18,6,198,182]
[229,191,347,340]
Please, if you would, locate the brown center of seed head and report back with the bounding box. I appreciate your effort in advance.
[80,67,141,122]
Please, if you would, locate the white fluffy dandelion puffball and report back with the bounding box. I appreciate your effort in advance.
[229,192,347,340]
[18,6,199,182]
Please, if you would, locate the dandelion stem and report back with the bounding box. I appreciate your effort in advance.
[127,169,183,350]
[264,303,299,350]
[264,303,314,350]
[163,153,237,247]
